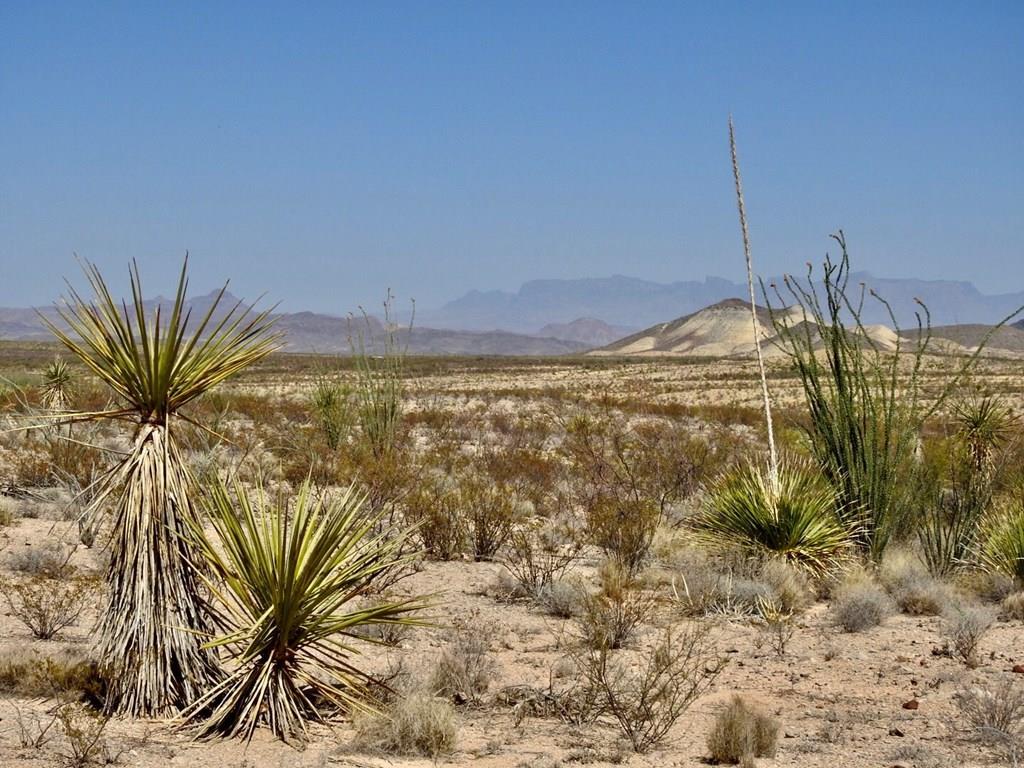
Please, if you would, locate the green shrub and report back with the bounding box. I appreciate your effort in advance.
[979,504,1024,584]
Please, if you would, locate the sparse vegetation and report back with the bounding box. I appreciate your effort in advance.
[831,570,893,632]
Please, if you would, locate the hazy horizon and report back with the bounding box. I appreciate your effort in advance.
[2,3,1021,313]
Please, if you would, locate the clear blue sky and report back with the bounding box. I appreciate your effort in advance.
[1,2,1021,312]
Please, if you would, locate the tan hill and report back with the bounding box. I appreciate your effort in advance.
[535,317,635,346]
[900,324,1024,357]
[591,299,913,359]
[591,299,791,358]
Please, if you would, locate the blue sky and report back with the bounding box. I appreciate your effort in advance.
[1,2,1021,312]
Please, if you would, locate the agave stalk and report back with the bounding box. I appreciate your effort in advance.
[42,258,280,716]
[181,479,428,742]
[729,117,779,490]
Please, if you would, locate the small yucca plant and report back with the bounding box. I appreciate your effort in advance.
[43,259,280,716]
[694,461,853,576]
[41,357,75,411]
[181,479,428,742]
[978,505,1024,584]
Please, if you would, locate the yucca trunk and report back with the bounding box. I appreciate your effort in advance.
[100,421,219,715]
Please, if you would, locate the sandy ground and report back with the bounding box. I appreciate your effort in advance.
[0,514,1020,768]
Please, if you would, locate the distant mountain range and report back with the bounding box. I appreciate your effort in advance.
[420,274,1024,333]
[3,272,1023,356]
[0,293,588,356]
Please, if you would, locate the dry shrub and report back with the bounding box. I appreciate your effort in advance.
[707,695,780,764]
[943,603,996,667]
[1000,592,1024,622]
[574,563,656,650]
[830,570,893,632]
[403,476,467,561]
[0,651,107,706]
[503,517,583,599]
[954,679,1024,762]
[2,575,95,640]
[6,540,75,577]
[355,688,457,758]
[538,578,586,618]
[577,624,725,753]
[430,631,494,706]
[585,494,661,577]
[759,559,813,614]
[879,548,953,616]
[56,702,113,768]
[458,472,518,561]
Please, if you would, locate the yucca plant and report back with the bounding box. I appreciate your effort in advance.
[693,461,853,576]
[978,504,1024,584]
[180,479,428,742]
[42,259,280,716]
[41,357,75,411]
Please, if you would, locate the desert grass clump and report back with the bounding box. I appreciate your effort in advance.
[42,259,280,716]
[6,539,74,577]
[694,461,852,577]
[830,569,893,632]
[429,631,494,706]
[707,695,780,765]
[354,688,457,758]
[1000,592,1024,622]
[879,548,954,616]
[943,603,996,667]
[179,480,427,741]
[538,578,586,618]
[0,651,107,706]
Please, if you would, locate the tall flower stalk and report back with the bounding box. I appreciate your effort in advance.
[43,259,280,716]
[729,117,779,489]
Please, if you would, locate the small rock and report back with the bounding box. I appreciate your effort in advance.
[902,699,919,710]
[1012,664,1024,674]
[889,726,905,737]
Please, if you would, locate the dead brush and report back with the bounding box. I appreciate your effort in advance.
[574,562,657,650]
[574,623,726,753]
[430,628,495,706]
[954,679,1024,763]
[502,516,584,599]
[755,595,795,659]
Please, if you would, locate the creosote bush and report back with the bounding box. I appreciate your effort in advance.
[943,603,995,667]
[2,574,95,640]
[574,562,656,651]
[576,624,725,753]
[707,695,780,765]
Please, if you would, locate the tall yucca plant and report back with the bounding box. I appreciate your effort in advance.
[181,479,428,742]
[43,258,281,716]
